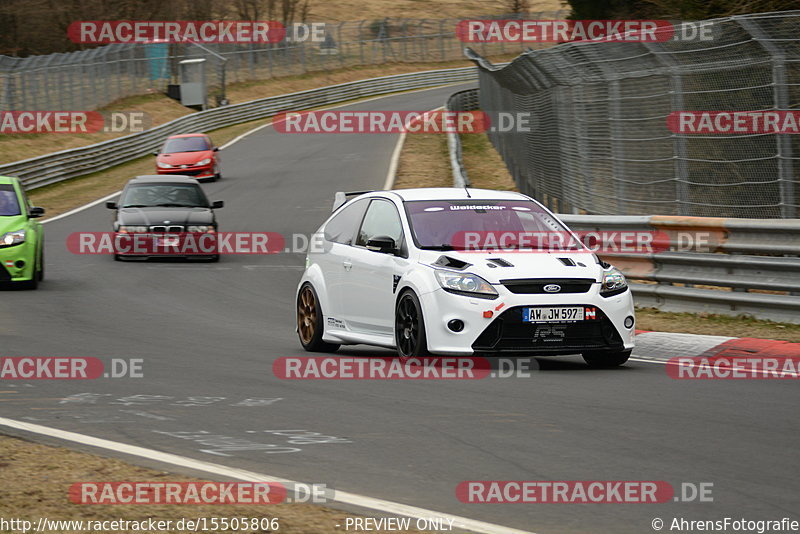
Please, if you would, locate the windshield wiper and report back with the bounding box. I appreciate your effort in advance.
[121,204,148,208]
[419,244,459,251]
[153,203,196,207]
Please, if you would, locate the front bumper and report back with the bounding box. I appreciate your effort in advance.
[0,241,36,282]
[418,285,635,356]
[156,165,214,179]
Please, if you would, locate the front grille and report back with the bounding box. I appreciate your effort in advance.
[150,225,184,233]
[0,264,11,281]
[174,169,205,176]
[472,305,624,355]
[500,278,594,294]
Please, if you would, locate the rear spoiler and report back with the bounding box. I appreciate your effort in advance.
[332,190,373,212]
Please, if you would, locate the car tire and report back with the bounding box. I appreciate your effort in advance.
[395,290,430,359]
[37,247,44,281]
[297,283,340,353]
[213,164,221,181]
[582,349,631,368]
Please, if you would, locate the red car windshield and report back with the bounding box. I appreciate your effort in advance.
[162,137,210,153]
[404,199,579,251]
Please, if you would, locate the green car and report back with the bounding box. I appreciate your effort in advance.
[0,176,45,289]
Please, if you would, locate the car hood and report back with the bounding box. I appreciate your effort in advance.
[419,249,602,283]
[116,207,214,227]
[157,150,213,166]
[0,214,27,234]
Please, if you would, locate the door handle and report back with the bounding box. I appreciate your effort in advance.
[342,260,352,271]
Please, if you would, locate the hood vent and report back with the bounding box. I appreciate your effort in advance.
[433,255,471,270]
[558,257,577,266]
[487,258,514,268]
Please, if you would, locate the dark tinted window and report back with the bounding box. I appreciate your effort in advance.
[162,137,211,153]
[0,184,21,216]
[324,199,368,245]
[356,199,403,247]
[120,183,209,208]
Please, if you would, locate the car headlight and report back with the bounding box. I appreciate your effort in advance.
[118,226,148,233]
[187,225,214,233]
[435,270,498,300]
[601,266,628,297]
[0,229,25,247]
[196,158,211,166]
[157,161,173,169]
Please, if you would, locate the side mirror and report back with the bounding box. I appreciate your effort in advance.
[29,206,45,218]
[153,151,160,156]
[366,235,396,254]
[213,147,219,152]
[105,201,118,209]
[211,200,224,209]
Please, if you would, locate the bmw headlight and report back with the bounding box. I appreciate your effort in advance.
[0,229,25,247]
[187,225,214,233]
[435,270,498,300]
[600,266,628,297]
[196,158,211,166]
[118,226,148,233]
[157,161,173,169]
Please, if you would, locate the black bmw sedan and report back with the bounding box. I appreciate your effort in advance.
[105,175,224,261]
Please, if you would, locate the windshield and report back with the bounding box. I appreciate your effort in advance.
[0,185,22,216]
[120,183,209,208]
[162,137,210,153]
[404,199,582,251]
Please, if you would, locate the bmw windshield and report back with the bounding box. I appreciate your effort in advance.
[404,199,583,251]
[120,184,210,208]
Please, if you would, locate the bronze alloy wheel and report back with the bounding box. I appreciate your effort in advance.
[298,285,317,345]
[296,283,340,352]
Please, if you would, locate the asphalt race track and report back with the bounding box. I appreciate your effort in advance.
[1,84,798,533]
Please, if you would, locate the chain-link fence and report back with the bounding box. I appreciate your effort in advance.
[471,11,800,219]
[0,11,565,112]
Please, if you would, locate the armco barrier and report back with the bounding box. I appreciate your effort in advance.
[560,215,800,324]
[0,66,478,190]
[445,88,800,323]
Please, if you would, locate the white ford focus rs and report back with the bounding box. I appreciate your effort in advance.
[296,188,635,367]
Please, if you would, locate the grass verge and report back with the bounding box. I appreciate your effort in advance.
[0,435,425,533]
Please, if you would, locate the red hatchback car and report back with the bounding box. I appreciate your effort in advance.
[155,133,221,181]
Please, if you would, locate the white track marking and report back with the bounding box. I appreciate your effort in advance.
[383,132,407,190]
[41,191,121,224]
[0,418,535,534]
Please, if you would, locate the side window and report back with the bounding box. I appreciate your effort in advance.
[355,199,403,247]
[323,199,368,245]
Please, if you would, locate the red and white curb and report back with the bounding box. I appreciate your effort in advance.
[632,331,800,360]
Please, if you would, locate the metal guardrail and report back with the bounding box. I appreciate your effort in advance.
[445,89,800,324]
[444,88,480,188]
[0,66,479,190]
